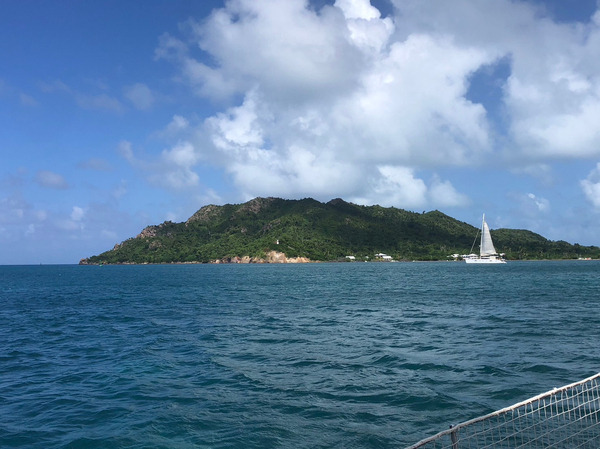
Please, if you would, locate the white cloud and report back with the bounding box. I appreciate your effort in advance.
[34,210,47,221]
[19,93,38,107]
[120,139,201,190]
[509,191,552,222]
[335,0,381,20]
[0,193,57,246]
[581,163,600,208]
[56,219,83,232]
[25,224,36,236]
[152,142,201,189]
[40,79,123,113]
[165,115,189,134]
[228,145,361,199]
[356,165,428,208]
[511,163,554,186]
[71,206,85,221]
[527,193,550,212]
[39,79,71,93]
[0,193,49,228]
[118,140,135,162]
[160,0,364,103]
[124,83,155,110]
[145,0,600,211]
[0,196,26,224]
[112,181,128,200]
[35,170,69,189]
[332,33,491,166]
[335,0,394,53]
[154,33,188,61]
[75,92,123,113]
[207,92,264,153]
[429,175,470,207]
[349,167,468,209]
[153,0,486,207]
[389,0,600,160]
[78,158,112,171]
[162,141,199,167]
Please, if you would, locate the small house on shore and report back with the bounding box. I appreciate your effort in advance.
[375,253,393,261]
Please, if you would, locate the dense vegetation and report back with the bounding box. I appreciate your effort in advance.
[80,197,600,264]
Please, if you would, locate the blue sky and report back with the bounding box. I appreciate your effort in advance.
[2,0,600,264]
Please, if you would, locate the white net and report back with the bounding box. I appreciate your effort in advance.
[406,373,600,449]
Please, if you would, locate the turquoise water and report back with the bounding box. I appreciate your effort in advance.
[1,261,599,448]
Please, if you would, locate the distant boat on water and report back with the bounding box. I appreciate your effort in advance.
[463,214,506,264]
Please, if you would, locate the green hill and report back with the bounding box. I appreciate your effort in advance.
[80,197,600,264]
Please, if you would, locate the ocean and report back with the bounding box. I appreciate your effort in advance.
[1,261,599,448]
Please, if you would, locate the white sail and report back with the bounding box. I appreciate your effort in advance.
[480,216,497,256]
[463,214,506,263]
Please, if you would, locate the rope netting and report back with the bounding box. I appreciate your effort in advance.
[406,373,600,449]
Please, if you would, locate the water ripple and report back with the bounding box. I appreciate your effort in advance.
[1,261,599,448]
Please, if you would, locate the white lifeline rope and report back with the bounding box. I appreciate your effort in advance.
[406,372,600,449]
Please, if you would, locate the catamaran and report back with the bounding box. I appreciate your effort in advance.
[463,214,506,264]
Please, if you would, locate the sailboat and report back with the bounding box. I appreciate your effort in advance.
[463,214,506,264]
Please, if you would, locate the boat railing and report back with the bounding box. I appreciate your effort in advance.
[405,372,600,448]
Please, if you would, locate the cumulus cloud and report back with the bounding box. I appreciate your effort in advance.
[390,0,600,160]
[152,142,201,189]
[352,166,427,208]
[336,0,381,20]
[35,170,69,189]
[335,0,394,53]
[119,139,201,190]
[429,175,470,207]
[58,206,89,233]
[145,0,600,210]
[152,0,488,208]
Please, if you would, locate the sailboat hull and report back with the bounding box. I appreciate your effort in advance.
[464,256,506,264]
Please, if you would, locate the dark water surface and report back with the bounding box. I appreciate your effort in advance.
[1,261,599,448]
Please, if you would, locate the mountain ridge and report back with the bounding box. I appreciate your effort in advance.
[80,197,600,264]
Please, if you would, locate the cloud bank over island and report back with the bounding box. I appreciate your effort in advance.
[139,0,600,211]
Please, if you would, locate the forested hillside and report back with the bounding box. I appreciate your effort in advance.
[80,197,600,264]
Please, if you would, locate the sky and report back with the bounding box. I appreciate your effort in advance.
[2,0,600,264]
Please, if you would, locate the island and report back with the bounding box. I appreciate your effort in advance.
[80,197,600,264]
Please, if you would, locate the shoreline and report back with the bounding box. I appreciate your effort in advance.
[77,257,599,266]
